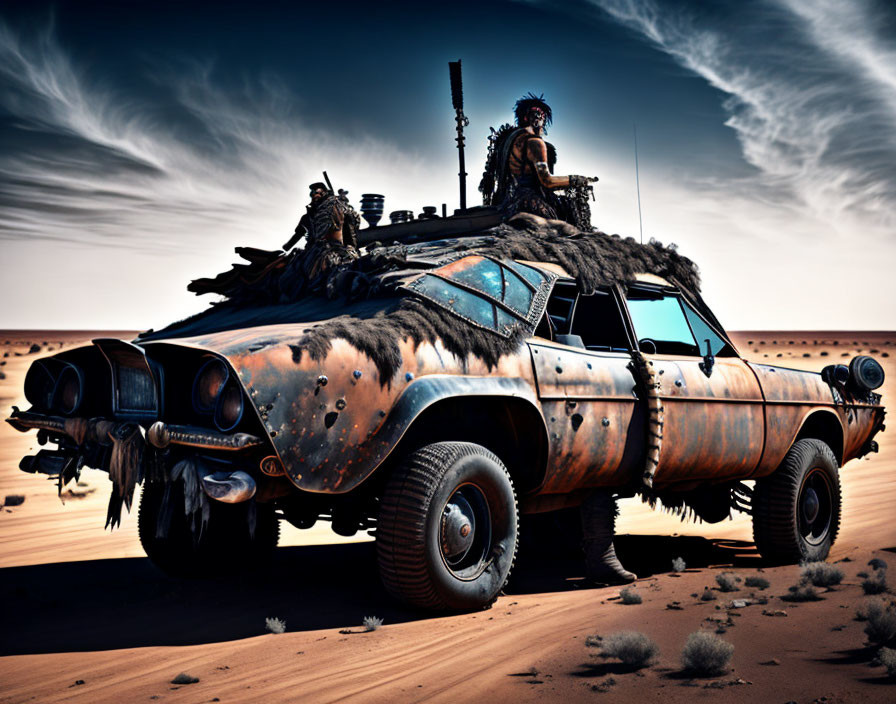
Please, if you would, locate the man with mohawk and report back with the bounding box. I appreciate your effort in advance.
[480,93,598,229]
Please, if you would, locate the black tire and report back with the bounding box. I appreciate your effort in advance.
[752,438,841,564]
[376,442,518,611]
[138,482,279,577]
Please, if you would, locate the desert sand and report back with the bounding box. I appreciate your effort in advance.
[1,329,894,703]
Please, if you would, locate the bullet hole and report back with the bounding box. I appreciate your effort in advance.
[405,372,415,382]
[601,417,611,427]
[335,398,347,410]
[555,366,563,374]
[324,412,338,428]
[571,413,584,431]
[317,375,328,386]
[353,370,363,379]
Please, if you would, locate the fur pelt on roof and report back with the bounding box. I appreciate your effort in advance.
[147,214,702,385]
[286,213,701,385]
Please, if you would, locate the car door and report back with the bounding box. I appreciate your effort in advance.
[529,284,643,493]
[624,283,764,486]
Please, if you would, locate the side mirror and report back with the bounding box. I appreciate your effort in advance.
[699,338,715,377]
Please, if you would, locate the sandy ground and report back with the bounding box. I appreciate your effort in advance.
[0,329,894,703]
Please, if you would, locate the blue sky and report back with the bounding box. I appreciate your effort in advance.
[1,0,893,330]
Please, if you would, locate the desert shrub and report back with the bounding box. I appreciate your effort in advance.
[596,631,659,669]
[879,647,896,679]
[362,616,383,631]
[801,562,843,588]
[782,583,821,602]
[619,586,642,604]
[715,573,739,592]
[680,631,734,676]
[700,587,717,601]
[856,598,888,622]
[744,576,770,590]
[864,601,896,646]
[863,570,889,595]
[672,557,686,572]
[265,617,286,634]
[170,673,199,685]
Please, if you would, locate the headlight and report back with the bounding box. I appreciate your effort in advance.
[24,360,59,410]
[192,357,229,414]
[53,365,84,415]
[214,380,244,432]
[850,355,884,392]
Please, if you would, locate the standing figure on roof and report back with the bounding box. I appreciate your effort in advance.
[280,181,361,299]
[480,93,598,231]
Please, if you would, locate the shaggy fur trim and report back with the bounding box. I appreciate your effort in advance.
[154,215,702,387]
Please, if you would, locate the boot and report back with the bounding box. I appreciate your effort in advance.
[580,490,637,585]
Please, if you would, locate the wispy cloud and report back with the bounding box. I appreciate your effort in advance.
[0,19,450,255]
[0,18,460,328]
[591,0,896,235]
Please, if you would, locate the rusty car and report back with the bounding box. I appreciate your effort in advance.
[7,213,886,611]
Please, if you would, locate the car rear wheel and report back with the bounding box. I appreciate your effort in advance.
[376,442,518,611]
[138,481,279,576]
[752,438,841,564]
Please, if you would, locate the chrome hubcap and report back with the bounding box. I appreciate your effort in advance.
[441,495,476,561]
[439,484,492,579]
[798,469,833,547]
[801,488,820,524]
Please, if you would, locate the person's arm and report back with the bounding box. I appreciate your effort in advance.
[527,137,598,191]
[283,227,304,251]
[527,137,570,189]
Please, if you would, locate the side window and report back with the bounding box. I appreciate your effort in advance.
[569,288,631,352]
[681,300,734,356]
[626,288,698,355]
[545,281,578,334]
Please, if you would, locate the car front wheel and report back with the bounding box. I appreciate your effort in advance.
[376,441,518,611]
[752,438,841,564]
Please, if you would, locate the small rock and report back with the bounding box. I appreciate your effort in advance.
[171,673,199,685]
[731,599,748,608]
[760,658,781,666]
[762,609,787,617]
[28,343,41,354]
[666,602,683,610]
[69,680,85,687]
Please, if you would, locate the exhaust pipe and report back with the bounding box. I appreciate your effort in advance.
[200,470,256,503]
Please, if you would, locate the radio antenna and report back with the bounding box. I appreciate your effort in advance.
[633,123,644,245]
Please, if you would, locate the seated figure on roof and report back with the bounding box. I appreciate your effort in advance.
[279,182,361,299]
[479,93,597,231]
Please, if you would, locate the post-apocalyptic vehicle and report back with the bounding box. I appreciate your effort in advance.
[6,209,887,611]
